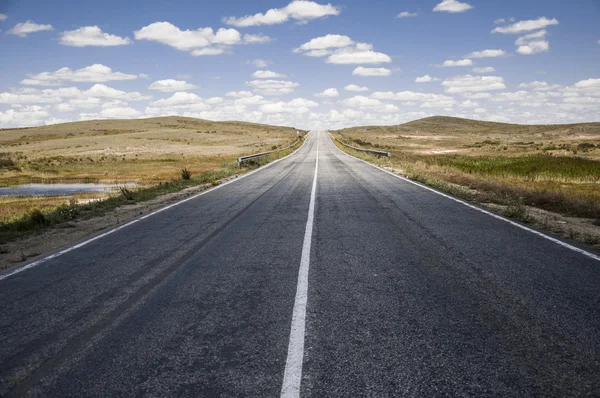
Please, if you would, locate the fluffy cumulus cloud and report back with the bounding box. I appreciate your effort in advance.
[315,88,339,98]
[20,64,140,86]
[466,49,506,58]
[371,91,456,108]
[515,30,549,55]
[472,67,495,73]
[344,84,369,92]
[223,1,340,27]
[148,79,198,92]
[518,81,563,91]
[7,20,53,37]
[133,22,270,56]
[492,17,559,34]
[415,75,440,83]
[352,67,392,77]
[442,75,506,93]
[396,11,417,18]
[433,0,473,13]
[252,70,286,79]
[0,14,7,21]
[440,59,473,67]
[0,106,51,127]
[0,84,151,126]
[260,98,319,114]
[492,17,558,55]
[295,35,392,65]
[245,79,300,96]
[59,26,132,47]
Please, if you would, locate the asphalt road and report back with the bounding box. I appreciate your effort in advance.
[1,131,599,397]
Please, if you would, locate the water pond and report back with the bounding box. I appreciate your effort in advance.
[0,183,133,197]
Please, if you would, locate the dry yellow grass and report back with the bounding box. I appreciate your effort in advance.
[0,116,299,185]
[332,116,600,219]
[0,116,300,223]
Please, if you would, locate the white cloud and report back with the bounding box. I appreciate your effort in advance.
[134,22,265,56]
[415,75,440,83]
[441,59,473,67]
[494,18,514,25]
[295,34,354,51]
[0,14,7,21]
[260,98,319,114]
[245,79,300,95]
[326,50,392,64]
[233,95,266,106]
[224,1,340,27]
[396,11,417,18]
[515,30,549,55]
[518,81,562,91]
[248,59,269,68]
[344,84,369,92]
[226,91,254,98]
[59,26,132,47]
[371,91,455,109]
[191,48,226,56]
[134,23,240,49]
[433,0,473,13]
[353,67,392,76]
[492,17,559,34]
[151,92,204,107]
[304,49,332,57]
[342,95,383,108]
[7,20,53,37]
[84,84,150,101]
[243,33,272,44]
[148,79,198,92]
[252,70,286,79]
[315,88,339,98]
[0,106,50,127]
[0,85,149,111]
[20,64,140,86]
[466,49,506,58]
[295,35,391,65]
[442,75,506,93]
[472,67,495,73]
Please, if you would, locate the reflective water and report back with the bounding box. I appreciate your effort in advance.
[0,183,129,197]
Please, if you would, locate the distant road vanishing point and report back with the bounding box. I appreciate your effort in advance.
[1,131,599,397]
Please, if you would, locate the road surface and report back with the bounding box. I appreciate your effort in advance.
[1,131,599,397]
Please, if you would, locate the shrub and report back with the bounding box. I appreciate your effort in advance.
[503,199,531,223]
[29,209,47,226]
[181,167,192,180]
[120,186,135,200]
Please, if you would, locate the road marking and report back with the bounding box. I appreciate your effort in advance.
[281,132,319,397]
[329,133,600,263]
[0,136,310,282]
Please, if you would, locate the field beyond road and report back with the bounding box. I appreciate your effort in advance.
[0,117,300,251]
[331,116,600,248]
[0,116,299,186]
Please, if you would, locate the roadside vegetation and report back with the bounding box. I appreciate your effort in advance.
[331,116,600,246]
[0,117,304,244]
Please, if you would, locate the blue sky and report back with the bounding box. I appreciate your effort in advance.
[1,0,599,129]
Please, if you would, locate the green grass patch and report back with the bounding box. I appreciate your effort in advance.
[422,154,600,181]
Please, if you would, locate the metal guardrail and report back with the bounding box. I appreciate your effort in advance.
[334,137,390,157]
[237,137,303,166]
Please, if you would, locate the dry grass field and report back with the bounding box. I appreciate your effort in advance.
[0,117,300,241]
[331,116,600,245]
[0,116,299,185]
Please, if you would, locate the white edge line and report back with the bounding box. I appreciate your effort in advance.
[328,132,600,263]
[0,135,311,282]
[281,132,319,397]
